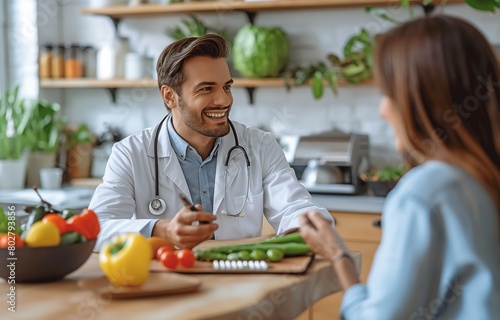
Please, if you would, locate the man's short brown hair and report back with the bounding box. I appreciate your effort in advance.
[156,34,230,96]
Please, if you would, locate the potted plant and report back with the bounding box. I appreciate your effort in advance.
[283,27,373,100]
[283,0,499,101]
[24,98,65,187]
[360,165,406,197]
[0,86,32,189]
[62,124,95,181]
[166,15,226,40]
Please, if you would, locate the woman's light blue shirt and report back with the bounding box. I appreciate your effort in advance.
[341,161,500,319]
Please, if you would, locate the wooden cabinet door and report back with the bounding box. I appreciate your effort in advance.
[330,211,382,242]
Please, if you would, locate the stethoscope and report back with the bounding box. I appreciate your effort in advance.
[148,115,250,216]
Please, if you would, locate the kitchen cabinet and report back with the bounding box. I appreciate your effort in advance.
[297,210,382,320]
[40,0,463,103]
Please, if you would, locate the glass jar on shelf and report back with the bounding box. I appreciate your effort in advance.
[97,36,130,79]
[125,52,145,80]
[51,45,65,78]
[65,44,83,78]
[39,44,52,79]
[82,45,97,78]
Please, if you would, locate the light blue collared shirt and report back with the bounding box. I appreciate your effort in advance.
[167,119,220,213]
[341,161,500,319]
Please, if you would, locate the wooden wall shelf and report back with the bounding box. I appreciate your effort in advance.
[40,77,374,104]
[81,0,464,18]
[74,0,461,103]
[40,78,158,88]
[40,77,374,89]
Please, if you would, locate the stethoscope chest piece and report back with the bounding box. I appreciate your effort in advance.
[149,197,167,216]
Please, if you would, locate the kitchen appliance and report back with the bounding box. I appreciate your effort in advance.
[281,132,370,194]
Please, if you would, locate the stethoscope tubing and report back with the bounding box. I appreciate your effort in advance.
[149,115,250,215]
[154,115,169,198]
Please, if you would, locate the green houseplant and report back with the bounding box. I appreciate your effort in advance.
[0,86,31,160]
[461,0,499,12]
[360,165,406,197]
[0,86,32,189]
[284,28,373,100]
[24,99,65,187]
[284,0,498,100]
[25,99,63,154]
[166,15,225,40]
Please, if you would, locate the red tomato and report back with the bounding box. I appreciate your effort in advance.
[176,249,196,268]
[160,251,178,269]
[42,214,68,234]
[156,245,174,261]
[0,233,25,248]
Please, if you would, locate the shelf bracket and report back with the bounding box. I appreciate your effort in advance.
[111,18,121,32]
[245,87,256,105]
[420,4,435,15]
[107,88,118,103]
[243,11,257,24]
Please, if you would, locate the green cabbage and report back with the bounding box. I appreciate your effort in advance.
[232,24,290,78]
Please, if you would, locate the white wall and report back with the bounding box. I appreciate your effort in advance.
[0,1,6,93]
[5,0,38,98]
[31,0,500,167]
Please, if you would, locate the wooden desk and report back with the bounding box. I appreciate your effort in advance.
[1,241,360,320]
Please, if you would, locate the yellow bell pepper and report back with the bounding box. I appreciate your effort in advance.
[99,234,152,287]
[25,221,61,247]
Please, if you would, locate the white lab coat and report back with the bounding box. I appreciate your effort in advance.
[89,118,331,249]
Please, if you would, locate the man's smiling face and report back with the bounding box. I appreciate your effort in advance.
[172,56,233,139]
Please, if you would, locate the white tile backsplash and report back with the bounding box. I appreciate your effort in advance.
[7,0,38,98]
[5,0,493,168]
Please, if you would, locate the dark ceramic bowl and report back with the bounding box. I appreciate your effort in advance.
[0,240,95,283]
[366,180,399,197]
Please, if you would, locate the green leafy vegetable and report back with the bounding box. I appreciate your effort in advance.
[233,24,290,78]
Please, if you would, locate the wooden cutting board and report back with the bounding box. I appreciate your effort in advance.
[150,255,315,274]
[77,273,202,299]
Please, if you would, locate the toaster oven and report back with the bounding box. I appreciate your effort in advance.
[280,132,370,194]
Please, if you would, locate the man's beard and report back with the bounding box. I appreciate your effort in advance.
[178,97,231,138]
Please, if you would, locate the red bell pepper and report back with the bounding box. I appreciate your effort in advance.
[67,209,100,240]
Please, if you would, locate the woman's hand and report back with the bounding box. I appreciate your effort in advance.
[299,211,347,262]
[301,211,360,290]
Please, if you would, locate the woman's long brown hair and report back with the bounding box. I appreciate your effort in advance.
[374,15,500,213]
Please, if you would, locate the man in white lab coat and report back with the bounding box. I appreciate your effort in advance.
[89,34,331,250]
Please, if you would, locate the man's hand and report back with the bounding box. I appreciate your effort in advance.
[152,204,218,249]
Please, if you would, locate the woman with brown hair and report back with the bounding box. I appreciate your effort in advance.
[300,15,500,319]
